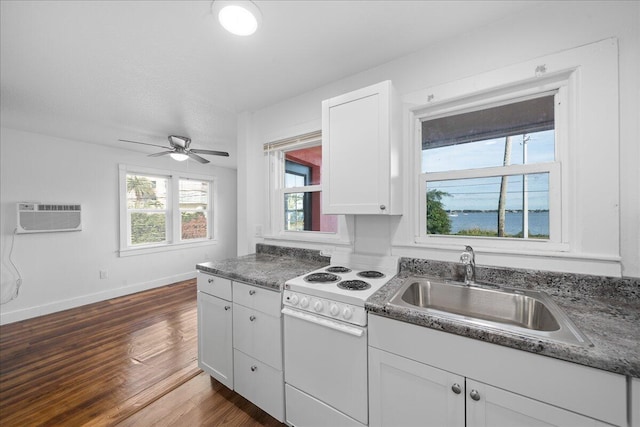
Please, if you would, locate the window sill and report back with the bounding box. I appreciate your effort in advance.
[119,239,217,257]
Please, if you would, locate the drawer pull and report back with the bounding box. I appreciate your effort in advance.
[249,315,256,321]
[208,278,214,283]
[249,289,256,295]
[451,383,462,394]
[470,390,481,401]
[224,306,231,311]
[250,365,257,372]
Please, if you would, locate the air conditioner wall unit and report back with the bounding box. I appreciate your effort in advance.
[16,203,82,234]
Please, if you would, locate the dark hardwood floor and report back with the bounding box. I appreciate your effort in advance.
[0,279,283,426]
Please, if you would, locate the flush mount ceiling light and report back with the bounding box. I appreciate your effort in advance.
[212,0,262,36]
[169,151,189,161]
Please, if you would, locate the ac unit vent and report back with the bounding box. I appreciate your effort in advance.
[17,203,82,234]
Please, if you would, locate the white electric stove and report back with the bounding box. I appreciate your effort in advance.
[283,252,398,325]
[282,252,399,427]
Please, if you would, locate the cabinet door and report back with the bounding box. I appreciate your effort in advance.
[234,349,284,422]
[233,303,282,370]
[369,347,465,427]
[322,81,397,215]
[466,379,611,427]
[197,291,233,389]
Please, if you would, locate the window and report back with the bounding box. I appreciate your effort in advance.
[418,93,561,243]
[265,131,345,240]
[119,165,214,254]
[126,174,169,245]
[180,179,210,240]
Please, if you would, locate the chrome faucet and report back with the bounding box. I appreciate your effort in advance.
[460,245,476,285]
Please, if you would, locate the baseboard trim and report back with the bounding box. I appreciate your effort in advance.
[0,272,196,325]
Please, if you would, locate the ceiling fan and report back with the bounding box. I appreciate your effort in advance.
[119,135,229,163]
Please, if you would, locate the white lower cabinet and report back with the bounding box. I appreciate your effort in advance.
[197,273,233,389]
[370,347,609,427]
[466,379,610,427]
[369,314,627,427]
[197,272,284,422]
[369,347,465,427]
[234,349,284,421]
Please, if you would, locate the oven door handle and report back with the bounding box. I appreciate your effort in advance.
[282,307,365,337]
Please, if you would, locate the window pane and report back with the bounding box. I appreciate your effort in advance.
[182,211,207,240]
[126,175,167,209]
[422,130,555,173]
[285,146,322,186]
[284,191,338,232]
[421,95,555,173]
[130,212,166,245]
[425,173,549,239]
[179,180,208,210]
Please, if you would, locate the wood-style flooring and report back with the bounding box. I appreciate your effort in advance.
[0,279,284,426]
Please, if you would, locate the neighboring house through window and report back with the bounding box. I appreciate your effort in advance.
[264,131,346,241]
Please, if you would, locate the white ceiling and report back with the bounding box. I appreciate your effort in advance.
[1,0,541,168]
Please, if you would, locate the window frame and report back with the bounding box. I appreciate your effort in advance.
[411,76,571,252]
[264,131,352,244]
[119,164,217,256]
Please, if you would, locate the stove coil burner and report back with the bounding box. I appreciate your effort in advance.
[357,270,385,279]
[304,272,340,283]
[326,266,352,273]
[337,280,371,291]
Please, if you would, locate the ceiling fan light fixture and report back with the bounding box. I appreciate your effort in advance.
[213,1,262,36]
[170,152,189,162]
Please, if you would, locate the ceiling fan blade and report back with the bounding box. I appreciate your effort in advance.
[148,151,173,157]
[119,139,169,150]
[187,152,210,164]
[190,148,230,157]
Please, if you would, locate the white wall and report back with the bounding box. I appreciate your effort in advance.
[238,1,640,278]
[0,127,237,324]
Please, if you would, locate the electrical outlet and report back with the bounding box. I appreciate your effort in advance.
[99,270,108,280]
[255,224,263,237]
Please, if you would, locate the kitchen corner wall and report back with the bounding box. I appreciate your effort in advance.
[237,1,640,278]
[0,127,238,324]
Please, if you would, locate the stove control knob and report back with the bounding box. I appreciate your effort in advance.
[343,307,353,320]
[289,294,299,305]
[300,297,309,308]
[313,300,324,312]
[330,304,339,316]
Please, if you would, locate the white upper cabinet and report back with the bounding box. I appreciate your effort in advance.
[322,80,402,215]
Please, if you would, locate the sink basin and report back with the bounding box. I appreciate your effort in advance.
[387,277,592,347]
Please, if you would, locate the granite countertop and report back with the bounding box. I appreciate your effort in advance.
[196,244,329,291]
[366,261,640,378]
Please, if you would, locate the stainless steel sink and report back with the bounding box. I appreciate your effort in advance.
[387,277,592,347]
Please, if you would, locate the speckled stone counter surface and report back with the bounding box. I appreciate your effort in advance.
[196,244,329,291]
[366,258,640,378]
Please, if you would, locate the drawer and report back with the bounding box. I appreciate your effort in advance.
[197,272,232,300]
[234,349,284,422]
[233,282,281,316]
[233,303,282,370]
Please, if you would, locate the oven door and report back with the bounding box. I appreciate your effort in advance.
[283,307,368,425]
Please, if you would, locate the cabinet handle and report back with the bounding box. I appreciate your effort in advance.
[249,315,256,321]
[451,383,462,394]
[249,290,256,295]
[250,365,257,372]
[470,390,481,401]
[380,204,386,210]
[208,278,214,283]
[224,306,231,311]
